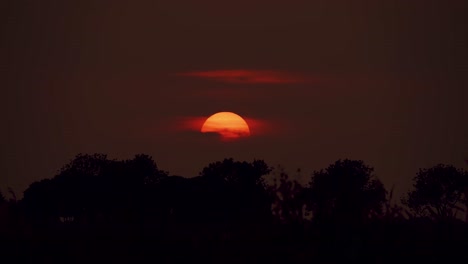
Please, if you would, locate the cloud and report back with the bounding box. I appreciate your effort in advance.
[178,70,313,84]
[170,115,286,141]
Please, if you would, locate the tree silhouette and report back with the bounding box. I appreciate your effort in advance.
[58,153,110,176]
[0,190,5,204]
[22,179,60,223]
[198,158,273,238]
[403,164,468,221]
[22,153,167,227]
[304,159,388,262]
[7,188,16,203]
[268,167,307,225]
[379,186,408,222]
[11,154,468,263]
[128,154,169,185]
[307,159,387,225]
[199,158,270,187]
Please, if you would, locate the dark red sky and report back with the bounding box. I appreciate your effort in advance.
[1,0,467,199]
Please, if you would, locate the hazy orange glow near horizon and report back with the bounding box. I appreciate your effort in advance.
[201,112,251,140]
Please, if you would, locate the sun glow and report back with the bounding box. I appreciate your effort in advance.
[201,112,250,139]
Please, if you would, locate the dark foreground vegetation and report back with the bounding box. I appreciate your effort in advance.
[1,154,468,263]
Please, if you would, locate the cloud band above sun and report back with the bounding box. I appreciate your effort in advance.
[178,70,313,84]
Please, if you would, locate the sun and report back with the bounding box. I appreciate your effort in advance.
[201,112,250,139]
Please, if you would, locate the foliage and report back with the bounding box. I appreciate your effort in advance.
[403,164,468,220]
[199,158,271,188]
[22,153,167,222]
[196,158,274,232]
[58,153,110,176]
[378,185,408,222]
[307,159,387,224]
[268,167,307,225]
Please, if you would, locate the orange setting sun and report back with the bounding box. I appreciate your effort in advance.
[201,112,250,139]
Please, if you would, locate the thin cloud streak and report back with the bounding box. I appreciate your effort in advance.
[178,70,315,84]
[171,115,278,138]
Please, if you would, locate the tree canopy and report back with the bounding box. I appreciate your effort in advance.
[307,159,387,224]
[403,164,468,221]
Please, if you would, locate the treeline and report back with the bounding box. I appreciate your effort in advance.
[1,153,468,263]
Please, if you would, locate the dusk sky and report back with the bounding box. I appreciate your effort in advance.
[1,0,467,199]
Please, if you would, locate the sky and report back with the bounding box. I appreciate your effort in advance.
[1,0,467,199]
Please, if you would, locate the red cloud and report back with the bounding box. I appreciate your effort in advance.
[178,70,312,84]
